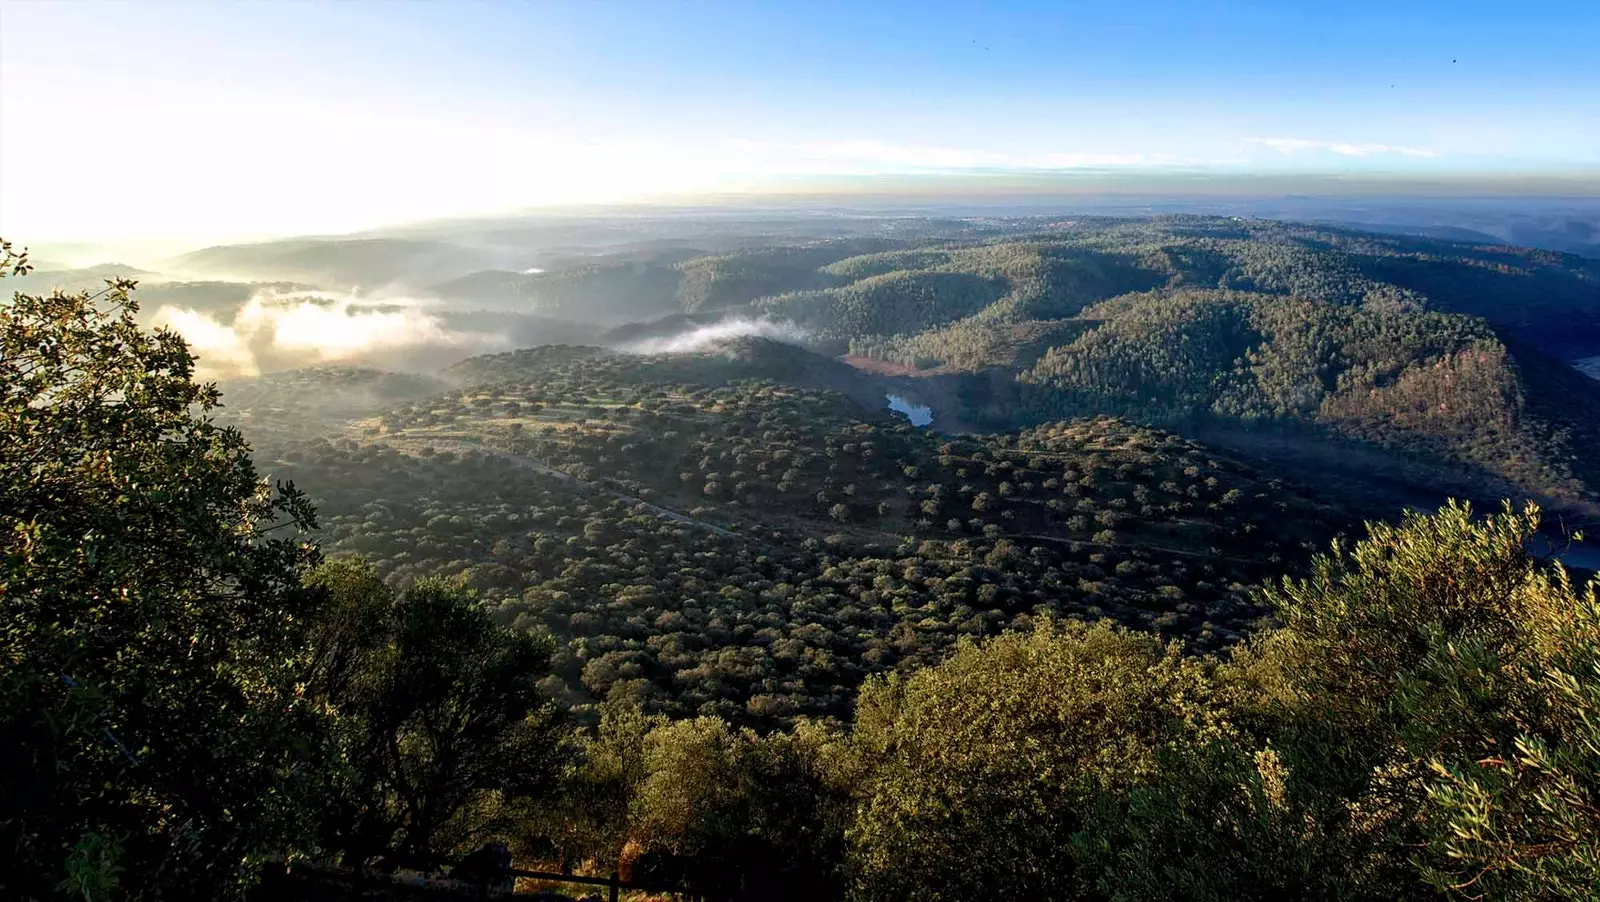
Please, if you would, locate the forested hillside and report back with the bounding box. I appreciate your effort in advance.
[232,341,1345,726]
[48,217,1599,516]
[737,217,1600,510]
[428,238,904,323]
[197,214,1600,728]
[1015,288,1600,507]
[172,237,496,285]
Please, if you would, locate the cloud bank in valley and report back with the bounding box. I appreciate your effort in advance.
[149,288,512,379]
[621,316,810,355]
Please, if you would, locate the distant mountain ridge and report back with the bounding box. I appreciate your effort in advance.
[170,237,496,286]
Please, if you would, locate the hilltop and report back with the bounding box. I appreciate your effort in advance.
[171,237,495,286]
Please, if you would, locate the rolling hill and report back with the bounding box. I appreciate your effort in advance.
[120,215,1600,521]
[738,217,1600,511]
[222,340,1356,725]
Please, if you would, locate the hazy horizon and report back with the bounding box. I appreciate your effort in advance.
[17,186,1600,271]
[4,0,1599,247]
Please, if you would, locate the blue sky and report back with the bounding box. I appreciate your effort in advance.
[2,0,1597,241]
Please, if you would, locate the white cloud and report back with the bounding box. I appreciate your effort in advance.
[722,139,1221,174]
[149,289,509,378]
[1243,137,1439,158]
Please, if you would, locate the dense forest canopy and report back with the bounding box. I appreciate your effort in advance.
[197,214,1592,517]
[5,220,1600,901]
[252,347,1346,724]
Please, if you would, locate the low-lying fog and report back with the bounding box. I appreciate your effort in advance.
[150,289,515,379]
[141,285,811,380]
[620,317,808,355]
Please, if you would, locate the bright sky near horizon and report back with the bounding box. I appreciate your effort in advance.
[2,0,1598,242]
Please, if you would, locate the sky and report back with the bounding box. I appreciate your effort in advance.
[2,0,1598,243]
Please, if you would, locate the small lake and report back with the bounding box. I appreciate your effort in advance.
[886,394,934,427]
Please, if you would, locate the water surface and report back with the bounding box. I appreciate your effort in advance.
[886,394,934,427]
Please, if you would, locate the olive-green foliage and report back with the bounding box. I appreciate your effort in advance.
[0,241,323,900]
[341,217,1600,508]
[833,502,1599,901]
[10,225,1600,901]
[821,250,954,281]
[218,366,443,417]
[630,716,845,899]
[303,560,567,868]
[844,620,1227,902]
[757,270,1009,344]
[676,241,895,313]
[758,241,1162,351]
[1067,737,1336,902]
[1015,288,1593,502]
[1243,502,1600,900]
[429,238,899,322]
[248,343,1342,727]
[817,217,1600,504]
[548,703,848,902]
[850,317,1093,372]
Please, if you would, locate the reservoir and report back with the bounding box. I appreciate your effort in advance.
[887,394,934,427]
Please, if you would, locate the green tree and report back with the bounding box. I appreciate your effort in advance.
[546,701,665,870]
[304,560,568,869]
[1239,501,1600,899]
[845,620,1227,901]
[627,716,848,901]
[0,241,324,900]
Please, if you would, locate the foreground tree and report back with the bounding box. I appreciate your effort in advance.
[1243,501,1600,900]
[844,619,1229,902]
[305,560,568,869]
[546,703,848,902]
[1072,502,1600,901]
[0,240,323,899]
[838,503,1600,901]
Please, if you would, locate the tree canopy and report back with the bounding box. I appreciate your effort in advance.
[0,241,322,899]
